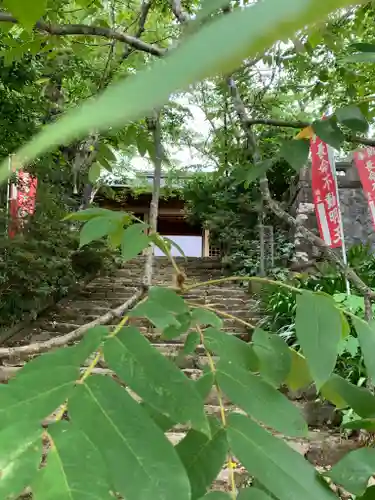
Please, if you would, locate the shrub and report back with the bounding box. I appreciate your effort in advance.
[0,183,117,329]
[258,244,375,383]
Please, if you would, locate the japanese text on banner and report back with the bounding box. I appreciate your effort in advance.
[310,134,342,248]
[353,147,375,230]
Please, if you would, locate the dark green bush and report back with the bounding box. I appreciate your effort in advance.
[0,184,117,329]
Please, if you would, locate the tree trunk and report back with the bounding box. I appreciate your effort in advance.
[143,111,163,288]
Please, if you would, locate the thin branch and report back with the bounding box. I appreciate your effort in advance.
[0,288,146,361]
[197,324,237,500]
[122,0,153,60]
[137,0,153,39]
[0,11,165,57]
[170,0,189,24]
[187,301,256,329]
[259,175,375,304]
[238,117,375,148]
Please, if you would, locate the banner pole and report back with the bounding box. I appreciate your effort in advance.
[327,145,350,295]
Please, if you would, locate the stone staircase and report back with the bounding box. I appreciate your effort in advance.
[7,257,256,346]
[3,257,359,493]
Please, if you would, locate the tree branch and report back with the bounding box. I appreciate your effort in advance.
[137,0,153,39]
[170,0,189,24]
[0,288,146,361]
[122,0,153,60]
[226,75,375,315]
[239,117,375,148]
[0,11,165,57]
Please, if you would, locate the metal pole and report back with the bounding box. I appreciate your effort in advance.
[259,223,265,276]
[327,145,351,295]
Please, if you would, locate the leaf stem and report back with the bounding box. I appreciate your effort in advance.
[187,301,255,329]
[197,325,237,499]
[53,314,130,422]
[184,275,301,294]
[187,275,369,328]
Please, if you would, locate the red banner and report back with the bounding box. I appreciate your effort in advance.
[310,134,343,248]
[8,170,37,238]
[353,147,375,230]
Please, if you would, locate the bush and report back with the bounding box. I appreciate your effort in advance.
[258,244,375,383]
[0,184,118,329]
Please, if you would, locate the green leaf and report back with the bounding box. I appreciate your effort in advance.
[164,236,186,257]
[321,374,375,417]
[103,327,209,435]
[280,139,310,172]
[195,372,215,401]
[69,376,190,500]
[183,331,201,355]
[342,418,375,431]
[63,207,118,222]
[0,349,84,426]
[295,292,342,389]
[130,299,180,330]
[285,349,313,391]
[340,335,359,356]
[0,422,42,499]
[97,142,116,162]
[121,223,149,261]
[191,309,223,329]
[350,43,375,53]
[340,311,351,339]
[15,327,108,382]
[88,162,102,183]
[312,119,345,150]
[227,413,337,500]
[162,313,192,340]
[141,402,176,432]
[216,361,307,437]
[199,493,231,500]
[353,317,375,384]
[149,233,171,257]
[328,448,375,496]
[243,160,274,187]
[238,488,276,500]
[33,422,113,500]
[136,133,148,156]
[0,329,106,427]
[196,0,230,22]
[358,486,375,500]
[107,223,125,249]
[344,53,375,63]
[1,0,360,179]
[176,417,228,499]
[149,232,173,258]
[148,286,188,314]
[79,217,117,248]
[335,105,368,133]
[3,0,47,30]
[203,327,258,372]
[253,328,291,387]
[141,372,214,432]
